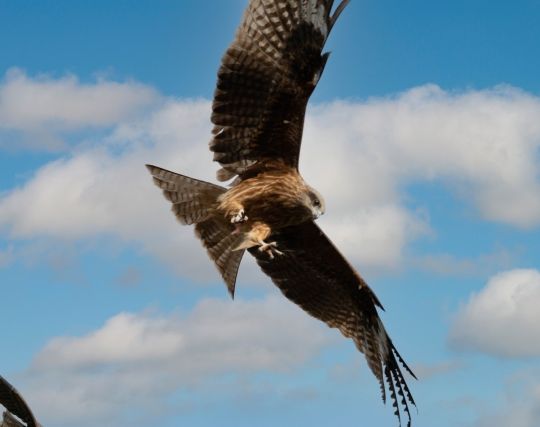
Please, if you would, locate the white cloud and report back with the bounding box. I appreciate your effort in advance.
[2,79,540,277]
[302,84,540,228]
[0,99,223,282]
[0,68,160,149]
[22,296,332,426]
[318,205,428,269]
[450,269,540,357]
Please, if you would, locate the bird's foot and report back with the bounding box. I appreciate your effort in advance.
[230,209,248,224]
[258,241,283,259]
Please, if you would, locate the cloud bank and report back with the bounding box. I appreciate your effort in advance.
[1,72,540,278]
[0,68,160,150]
[450,269,540,357]
[22,296,332,427]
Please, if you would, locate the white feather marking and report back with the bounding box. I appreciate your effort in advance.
[311,2,328,36]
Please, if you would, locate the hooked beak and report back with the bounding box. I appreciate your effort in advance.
[312,209,324,220]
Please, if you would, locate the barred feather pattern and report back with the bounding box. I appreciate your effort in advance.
[217,167,313,228]
[210,0,350,181]
[146,165,245,297]
[194,216,245,297]
[0,376,39,427]
[249,221,417,426]
[146,165,225,225]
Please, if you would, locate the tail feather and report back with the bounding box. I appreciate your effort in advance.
[171,200,210,225]
[147,164,245,296]
[195,219,245,297]
[147,165,225,225]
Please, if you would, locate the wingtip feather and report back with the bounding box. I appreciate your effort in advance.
[329,0,351,31]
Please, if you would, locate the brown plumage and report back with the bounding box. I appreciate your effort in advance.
[147,1,416,425]
[0,376,40,427]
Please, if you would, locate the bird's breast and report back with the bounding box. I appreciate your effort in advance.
[225,171,312,229]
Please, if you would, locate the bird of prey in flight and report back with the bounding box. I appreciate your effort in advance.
[0,375,41,427]
[147,0,416,425]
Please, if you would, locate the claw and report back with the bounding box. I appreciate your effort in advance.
[258,241,284,259]
[230,209,248,224]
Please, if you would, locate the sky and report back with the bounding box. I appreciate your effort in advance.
[1,1,540,426]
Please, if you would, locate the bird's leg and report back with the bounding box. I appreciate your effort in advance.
[257,240,284,259]
[233,222,283,258]
[250,222,283,259]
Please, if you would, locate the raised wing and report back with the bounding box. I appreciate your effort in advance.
[0,376,39,427]
[248,221,416,426]
[210,0,350,182]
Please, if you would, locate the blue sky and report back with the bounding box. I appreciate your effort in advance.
[1,1,540,427]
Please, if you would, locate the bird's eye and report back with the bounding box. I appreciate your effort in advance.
[313,199,320,207]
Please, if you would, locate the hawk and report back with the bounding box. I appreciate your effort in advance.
[147,0,416,425]
[0,376,40,427]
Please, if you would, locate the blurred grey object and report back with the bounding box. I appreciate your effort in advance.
[0,376,40,427]
[2,411,26,427]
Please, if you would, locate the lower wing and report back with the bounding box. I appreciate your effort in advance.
[248,221,416,426]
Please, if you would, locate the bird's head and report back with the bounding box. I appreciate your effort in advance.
[305,186,326,219]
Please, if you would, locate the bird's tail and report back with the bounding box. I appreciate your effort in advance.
[146,165,245,297]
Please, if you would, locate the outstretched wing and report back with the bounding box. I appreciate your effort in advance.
[248,221,417,427]
[210,0,350,182]
[0,376,39,427]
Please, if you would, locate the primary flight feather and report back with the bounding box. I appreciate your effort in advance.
[147,1,416,425]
